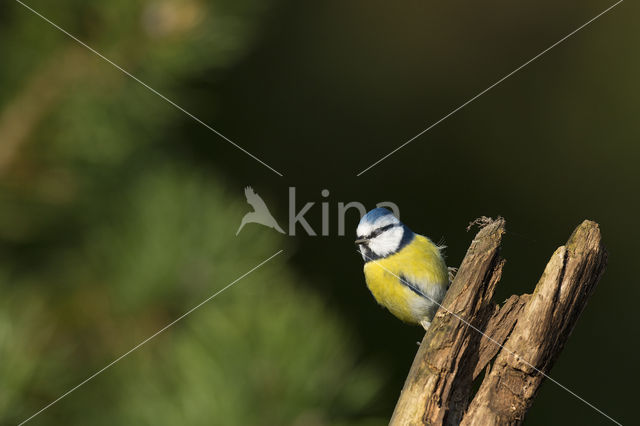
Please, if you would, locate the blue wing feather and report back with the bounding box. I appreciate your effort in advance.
[399,274,428,299]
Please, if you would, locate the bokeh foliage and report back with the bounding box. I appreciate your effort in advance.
[1,166,385,425]
[1,1,385,425]
[2,0,639,425]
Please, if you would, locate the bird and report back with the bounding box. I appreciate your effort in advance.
[355,207,450,330]
[236,186,285,235]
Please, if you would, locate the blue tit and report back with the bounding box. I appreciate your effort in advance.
[355,208,449,329]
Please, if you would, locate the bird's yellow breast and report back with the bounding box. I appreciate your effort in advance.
[363,235,448,323]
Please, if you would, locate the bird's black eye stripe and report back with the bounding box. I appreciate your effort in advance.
[366,223,396,239]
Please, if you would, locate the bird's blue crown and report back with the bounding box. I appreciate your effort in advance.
[356,208,415,262]
[358,207,397,226]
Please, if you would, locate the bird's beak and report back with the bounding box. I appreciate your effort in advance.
[355,238,368,245]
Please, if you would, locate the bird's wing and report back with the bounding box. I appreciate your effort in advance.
[398,274,428,298]
[394,235,449,301]
[244,186,269,211]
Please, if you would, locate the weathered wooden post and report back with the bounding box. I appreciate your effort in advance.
[390,218,607,425]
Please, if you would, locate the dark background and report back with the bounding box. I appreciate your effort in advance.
[1,0,637,424]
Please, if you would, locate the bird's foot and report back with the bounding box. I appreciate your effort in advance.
[448,266,458,283]
[419,319,431,331]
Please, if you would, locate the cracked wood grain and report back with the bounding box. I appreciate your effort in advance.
[390,219,607,426]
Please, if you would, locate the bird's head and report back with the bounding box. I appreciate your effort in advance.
[355,208,414,261]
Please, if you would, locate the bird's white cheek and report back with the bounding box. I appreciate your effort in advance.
[367,239,386,256]
[369,229,403,257]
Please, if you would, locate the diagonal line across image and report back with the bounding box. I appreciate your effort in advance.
[360,250,622,425]
[14,0,284,177]
[10,0,627,425]
[18,250,284,426]
[357,0,624,177]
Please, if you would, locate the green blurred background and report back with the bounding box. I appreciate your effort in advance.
[1,0,638,424]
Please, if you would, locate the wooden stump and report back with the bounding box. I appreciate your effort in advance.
[390,218,607,426]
